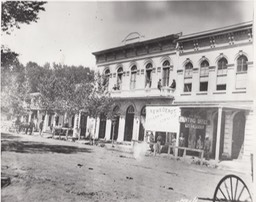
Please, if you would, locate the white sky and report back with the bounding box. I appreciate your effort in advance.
[2,1,254,69]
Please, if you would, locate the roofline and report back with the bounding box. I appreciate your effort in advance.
[179,21,253,41]
[92,34,180,56]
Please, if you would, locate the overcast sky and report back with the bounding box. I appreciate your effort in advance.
[2,1,254,69]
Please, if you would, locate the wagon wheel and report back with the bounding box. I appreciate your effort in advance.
[213,174,253,202]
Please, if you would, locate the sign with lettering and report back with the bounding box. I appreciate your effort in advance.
[179,116,208,129]
[145,106,180,132]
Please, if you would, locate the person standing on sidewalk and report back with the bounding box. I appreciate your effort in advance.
[39,120,44,136]
[156,135,162,154]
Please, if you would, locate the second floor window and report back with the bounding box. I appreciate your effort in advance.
[103,69,110,88]
[117,67,123,90]
[200,60,209,77]
[162,60,170,86]
[145,63,153,88]
[184,62,193,78]
[130,65,137,90]
[217,58,228,76]
[237,55,248,73]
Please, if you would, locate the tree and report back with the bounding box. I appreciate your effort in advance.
[85,73,115,140]
[1,1,46,34]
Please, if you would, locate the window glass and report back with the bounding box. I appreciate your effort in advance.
[184,83,192,92]
[184,62,193,78]
[200,82,208,91]
[217,58,228,75]
[237,55,248,73]
[162,60,170,86]
[130,65,137,90]
[200,60,209,77]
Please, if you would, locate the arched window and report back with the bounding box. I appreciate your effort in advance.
[127,105,135,114]
[216,58,228,90]
[103,68,110,87]
[145,63,153,88]
[237,55,248,73]
[184,62,193,78]
[117,67,123,90]
[217,58,228,75]
[130,65,137,90]
[162,60,170,86]
[200,60,209,77]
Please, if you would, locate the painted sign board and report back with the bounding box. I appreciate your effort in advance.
[145,106,180,132]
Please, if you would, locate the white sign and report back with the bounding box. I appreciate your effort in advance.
[145,106,180,132]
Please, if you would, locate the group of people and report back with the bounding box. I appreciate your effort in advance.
[146,131,211,160]
[157,79,176,91]
[15,118,44,136]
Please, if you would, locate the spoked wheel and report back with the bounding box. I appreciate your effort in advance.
[213,174,253,202]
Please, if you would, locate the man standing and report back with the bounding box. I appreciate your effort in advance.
[157,79,162,91]
[204,135,211,160]
[156,135,162,154]
[39,120,44,136]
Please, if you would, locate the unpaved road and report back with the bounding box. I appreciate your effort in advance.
[1,132,250,202]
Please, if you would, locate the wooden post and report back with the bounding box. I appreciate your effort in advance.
[183,148,186,158]
[168,145,171,155]
[200,151,204,165]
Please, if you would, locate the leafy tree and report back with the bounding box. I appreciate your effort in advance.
[1,1,46,34]
[85,73,115,140]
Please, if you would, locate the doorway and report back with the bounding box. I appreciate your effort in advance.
[98,113,106,139]
[124,105,134,141]
[80,113,87,138]
[232,112,245,159]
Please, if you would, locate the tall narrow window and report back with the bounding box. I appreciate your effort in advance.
[145,63,153,88]
[216,58,228,91]
[103,69,110,88]
[200,60,209,77]
[117,67,123,90]
[130,65,137,90]
[162,60,170,86]
[217,58,228,76]
[184,62,193,78]
[237,55,248,73]
[236,55,248,89]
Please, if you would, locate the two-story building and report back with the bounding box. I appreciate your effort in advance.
[91,21,254,163]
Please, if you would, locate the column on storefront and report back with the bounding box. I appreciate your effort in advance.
[174,108,181,157]
[223,111,233,158]
[215,107,223,161]
[73,113,80,138]
[243,110,255,160]
[117,115,125,142]
[94,117,100,139]
[105,119,112,140]
[43,113,49,132]
[28,112,32,122]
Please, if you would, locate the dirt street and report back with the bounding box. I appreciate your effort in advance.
[1,132,250,202]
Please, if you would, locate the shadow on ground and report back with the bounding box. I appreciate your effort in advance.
[1,133,22,140]
[1,133,92,154]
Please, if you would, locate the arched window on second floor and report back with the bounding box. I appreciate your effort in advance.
[184,62,193,78]
[130,65,137,90]
[200,60,209,77]
[217,58,228,76]
[103,68,110,88]
[237,55,248,73]
[145,63,153,88]
[162,60,170,87]
[117,67,123,90]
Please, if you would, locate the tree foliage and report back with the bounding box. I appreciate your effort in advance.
[1,1,46,34]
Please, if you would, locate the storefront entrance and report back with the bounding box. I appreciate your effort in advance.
[80,113,87,138]
[124,105,134,141]
[232,112,245,159]
[110,116,119,141]
[98,113,106,139]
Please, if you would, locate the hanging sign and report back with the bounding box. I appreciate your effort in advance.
[145,106,180,132]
